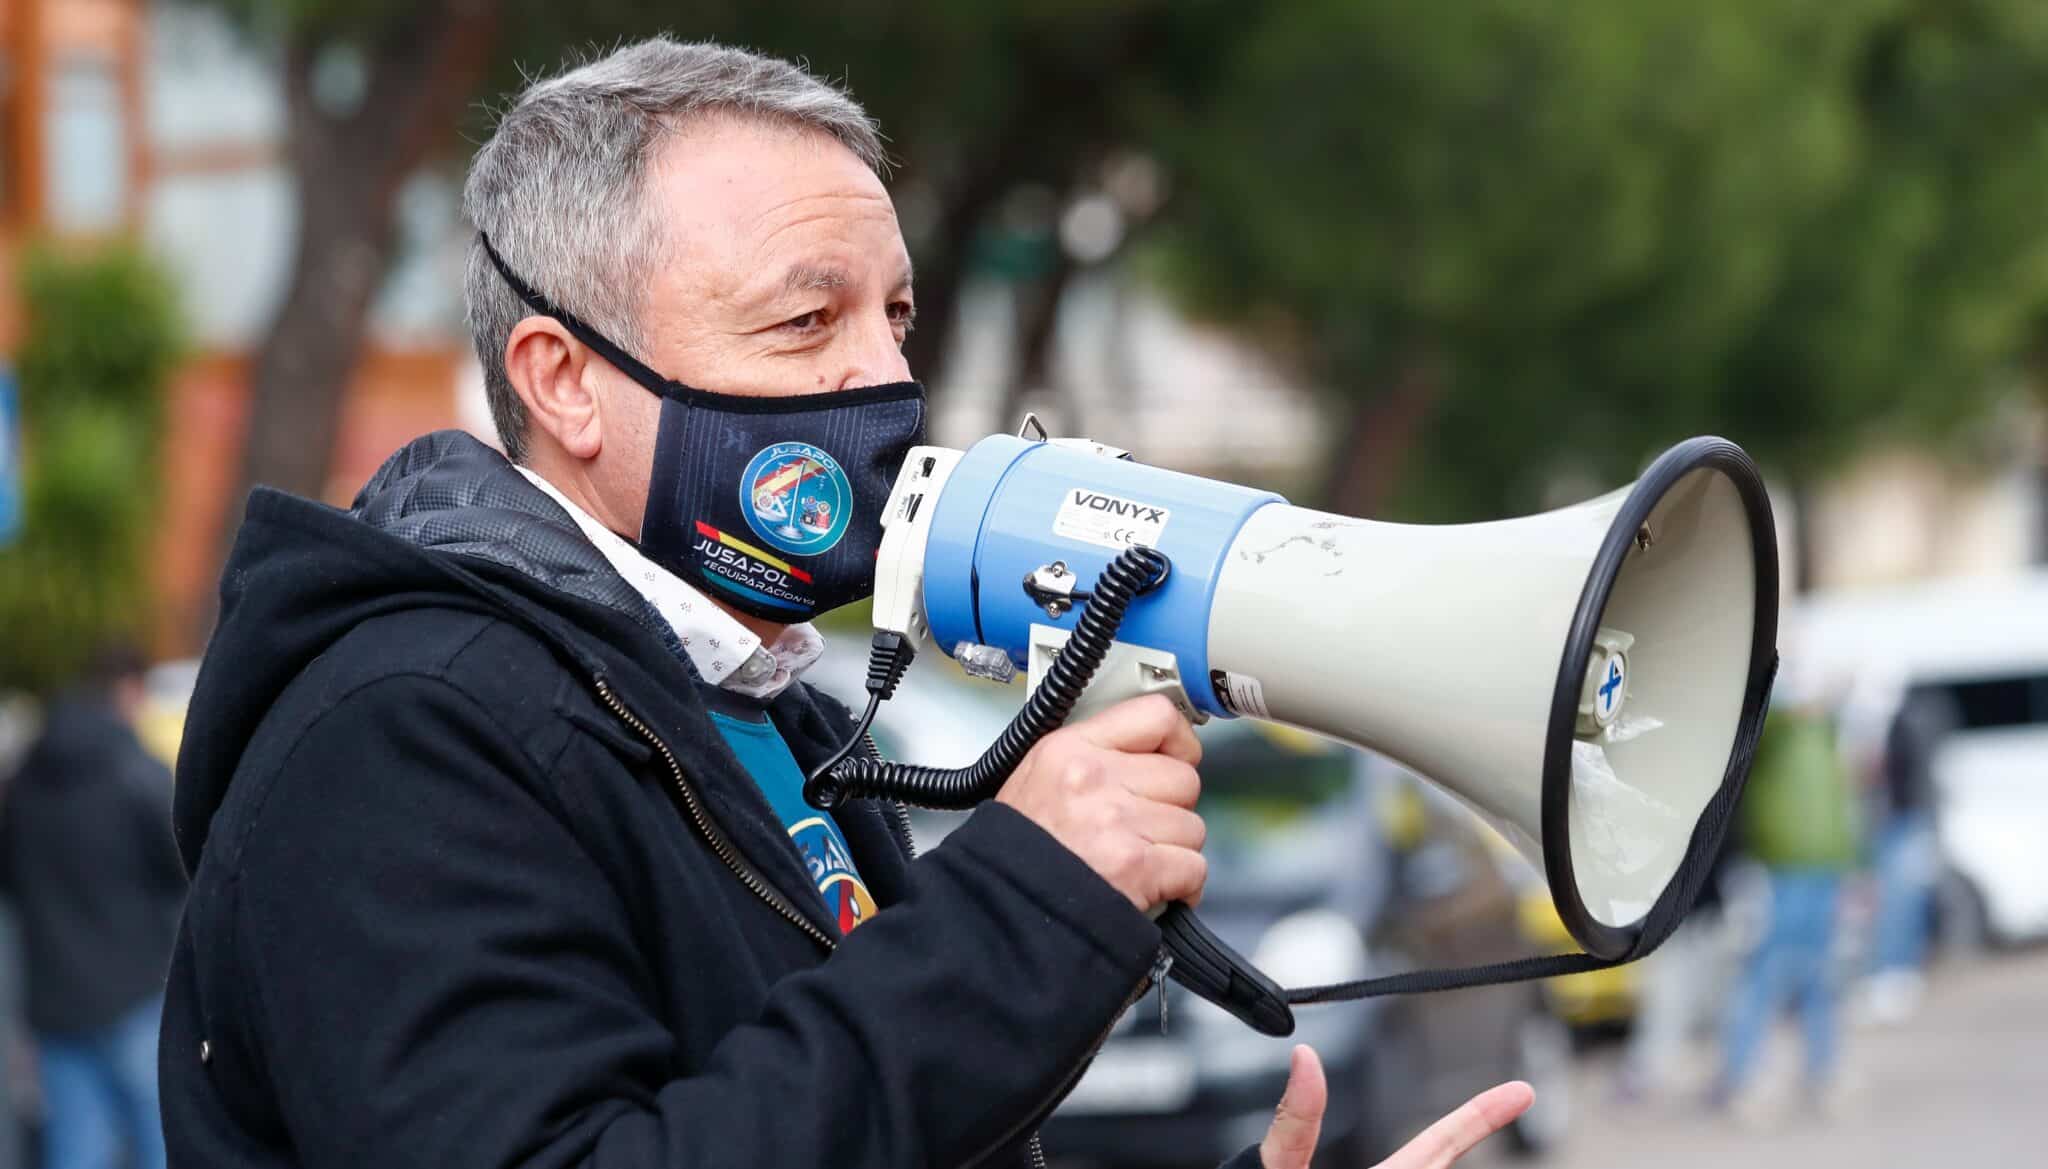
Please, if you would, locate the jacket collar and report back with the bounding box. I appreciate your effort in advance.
[349,431,908,932]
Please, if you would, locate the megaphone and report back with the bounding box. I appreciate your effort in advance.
[818,425,1777,1031]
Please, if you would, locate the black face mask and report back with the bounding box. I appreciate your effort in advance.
[481,234,926,621]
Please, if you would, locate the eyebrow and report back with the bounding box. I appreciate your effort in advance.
[771,259,917,300]
[782,263,849,294]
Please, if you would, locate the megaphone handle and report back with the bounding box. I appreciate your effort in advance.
[1154,902,1296,1037]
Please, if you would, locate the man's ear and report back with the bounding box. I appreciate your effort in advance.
[505,317,606,460]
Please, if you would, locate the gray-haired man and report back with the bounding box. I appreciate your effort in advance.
[161,39,1527,1169]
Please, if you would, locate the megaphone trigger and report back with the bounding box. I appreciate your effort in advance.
[1155,903,1296,1037]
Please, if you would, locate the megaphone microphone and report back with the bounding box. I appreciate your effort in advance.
[807,423,1778,1036]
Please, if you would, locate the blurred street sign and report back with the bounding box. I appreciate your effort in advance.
[0,367,19,547]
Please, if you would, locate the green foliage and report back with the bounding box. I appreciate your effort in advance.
[1152,0,2048,517]
[0,243,185,693]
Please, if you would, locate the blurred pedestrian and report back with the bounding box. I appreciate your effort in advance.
[0,906,21,1169]
[1711,695,1861,1114]
[0,646,184,1169]
[1861,687,1956,1023]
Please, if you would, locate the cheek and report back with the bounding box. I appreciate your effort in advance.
[596,388,667,526]
[623,394,669,470]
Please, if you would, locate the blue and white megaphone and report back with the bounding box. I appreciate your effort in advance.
[814,421,1778,1034]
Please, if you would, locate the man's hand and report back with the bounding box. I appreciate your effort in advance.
[1259,1046,1536,1169]
[996,695,1206,911]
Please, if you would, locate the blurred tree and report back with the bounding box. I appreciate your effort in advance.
[0,244,185,693]
[200,0,500,584]
[1711,0,2048,483]
[1152,0,2048,522]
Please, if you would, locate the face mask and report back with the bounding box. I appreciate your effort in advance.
[481,234,926,621]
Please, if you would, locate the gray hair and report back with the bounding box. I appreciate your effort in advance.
[462,38,887,461]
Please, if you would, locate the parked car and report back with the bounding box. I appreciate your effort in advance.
[1921,670,2048,947]
[1800,571,2048,947]
[1041,721,1569,1167]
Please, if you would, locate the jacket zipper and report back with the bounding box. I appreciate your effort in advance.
[602,683,1094,1169]
[964,955,1168,1169]
[859,737,1043,1169]
[861,729,1067,1167]
[592,675,834,953]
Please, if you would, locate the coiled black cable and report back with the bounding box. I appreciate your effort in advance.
[803,545,1171,811]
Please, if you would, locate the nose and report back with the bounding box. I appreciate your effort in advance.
[833,307,914,390]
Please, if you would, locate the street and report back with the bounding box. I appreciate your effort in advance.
[1551,948,2048,1168]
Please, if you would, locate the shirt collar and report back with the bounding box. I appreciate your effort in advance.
[515,466,824,699]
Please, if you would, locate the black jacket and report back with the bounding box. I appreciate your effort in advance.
[1,695,185,1035]
[161,431,1175,1169]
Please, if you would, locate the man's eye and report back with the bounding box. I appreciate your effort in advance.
[781,310,826,332]
[888,301,917,333]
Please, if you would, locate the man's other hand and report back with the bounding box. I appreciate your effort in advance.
[995,695,1206,911]
[1259,1046,1536,1169]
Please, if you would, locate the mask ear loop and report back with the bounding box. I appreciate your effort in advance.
[477,232,684,401]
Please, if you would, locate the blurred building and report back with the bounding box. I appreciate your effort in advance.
[931,270,1329,489]
[1803,432,2046,591]
[0,0,470,650]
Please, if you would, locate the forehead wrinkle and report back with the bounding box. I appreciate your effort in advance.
[749,188,895,248]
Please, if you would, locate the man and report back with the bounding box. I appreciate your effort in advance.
[162,39,1528,1169]
[3,646,183,1169]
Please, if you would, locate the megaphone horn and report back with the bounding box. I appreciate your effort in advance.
[819,431,1778,1031]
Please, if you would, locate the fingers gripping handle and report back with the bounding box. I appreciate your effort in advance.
[1132,693,1294,1037]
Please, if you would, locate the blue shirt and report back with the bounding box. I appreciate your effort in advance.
[710,712,877,932]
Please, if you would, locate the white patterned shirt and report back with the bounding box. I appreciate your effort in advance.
[516,467,825,699]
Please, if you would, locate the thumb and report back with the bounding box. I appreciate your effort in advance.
[1260,1045,1327,1169]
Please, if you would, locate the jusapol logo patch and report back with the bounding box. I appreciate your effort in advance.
[788,816,878,933]
[740,442,853,557]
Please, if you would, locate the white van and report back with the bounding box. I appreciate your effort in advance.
[1799,570,2048,945]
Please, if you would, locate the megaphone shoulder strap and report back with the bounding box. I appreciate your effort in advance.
[1284,952,1617,1003]
[1146,901,1619,1028]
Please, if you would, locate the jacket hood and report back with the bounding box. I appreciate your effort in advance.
[174,430,679,872]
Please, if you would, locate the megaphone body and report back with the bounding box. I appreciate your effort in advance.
[869,431,1777,964]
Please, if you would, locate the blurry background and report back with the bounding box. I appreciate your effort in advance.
[0,0,2045,1166]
